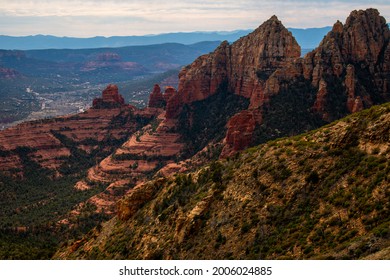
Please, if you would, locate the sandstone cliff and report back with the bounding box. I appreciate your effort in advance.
[166,15,301,119]
[66,84,187,215]
[0,85,151,177]
[304,8,390,120]
[92,84,125,109]
[147,84,164,108]
[165,9,390,156]
[76,109,185,214]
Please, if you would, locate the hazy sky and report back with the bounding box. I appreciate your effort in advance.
[1,0,389,37]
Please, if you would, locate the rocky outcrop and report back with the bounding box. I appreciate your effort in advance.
[0,107,141,177]
[304,9,390,119]
[75,112,184,214]
[148,85,178,109]
[82,52,146,73]
[117,179,165,221]
[166,16,301,119]
[83,112,183,185]
[228,15,301,101]
[0,84,154,177]
[148,84,165,108]
[343,9,389,66]
[165,91,182,119]
[167,9,390,155]
[92,84,125,109]
[220,110,259,158]
[163,86,176,103]
[163,15,304,156]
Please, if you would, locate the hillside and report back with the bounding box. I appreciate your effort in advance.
[55,102,390,260]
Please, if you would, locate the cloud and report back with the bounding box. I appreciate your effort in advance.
[0,0,389,36]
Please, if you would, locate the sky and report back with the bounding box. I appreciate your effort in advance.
[0,0,389,37]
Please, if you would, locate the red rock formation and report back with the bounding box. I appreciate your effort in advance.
[345,64,360,113]
[0,83,157,178]
[148,84,164,108]
[229,15,301,101]
[92,84,125,109]
[221,110,259,158]
[166,15,301,119]
[102,84,124,104]
[352,96,364,113]
[167,9,390,156]
[0,106,142,177]
[117,179,164,221]
[304,9,390,116]
[313,79,330,120]
[163,86,177,103]
[148,85,178,108]
[165,91,182,119]
[82,52,145,73]
[343,9,389,66]
[76,111,184,215]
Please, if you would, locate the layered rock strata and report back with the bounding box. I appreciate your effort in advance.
[166,16,301,119]
[165,9,390,156]
[304,8,390,120]
[92,84,125,109]
[0,85,149,177]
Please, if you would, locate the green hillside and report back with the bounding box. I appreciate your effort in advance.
[56,103,390,260]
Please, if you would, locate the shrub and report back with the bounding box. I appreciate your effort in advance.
[306,171,319,184]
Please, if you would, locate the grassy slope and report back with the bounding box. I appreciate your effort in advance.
[56,103,390,260]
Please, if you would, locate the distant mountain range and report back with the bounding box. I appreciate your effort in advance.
[0,27,332,50]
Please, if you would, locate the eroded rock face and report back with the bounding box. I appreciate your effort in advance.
[166,16,301,118]
[165,9,390,156]
[0,107,141,177]
[148,85,178,109]
[236,10,390,154]
[92,84,125,109]
[0,107,145,175]
[83,111,183,189]
[163,86,177,103]
[343,9,389,66]
[117,179,164,221]
[75,111,185,215]
[0,84,151,177]
[305,9,390,117]
[228,15,301,101]
[148,84,165,108]
[220,110,259,158]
